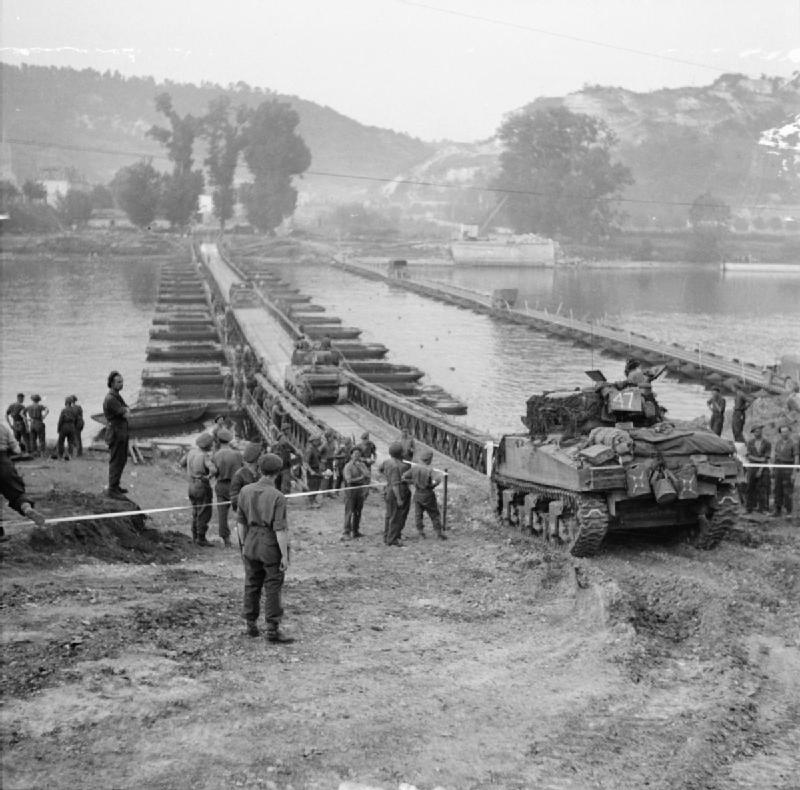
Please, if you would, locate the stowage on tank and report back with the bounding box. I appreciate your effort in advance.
[491,372,742,557]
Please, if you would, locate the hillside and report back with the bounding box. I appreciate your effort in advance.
[0,63,434,202]
[2,64,799,229]
[388,74,800,228]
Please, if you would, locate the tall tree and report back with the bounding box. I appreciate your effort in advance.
[111,161,161,229]
[148,93,204,229]
[22,179,48,203]
[240,99,311,234]
[493,107,633,243]
[0,180,20,210]
[90,183,114,210]
[56,188,93,228]
[202,96,248,230]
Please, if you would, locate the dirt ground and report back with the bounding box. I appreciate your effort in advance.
[2,452,799,790]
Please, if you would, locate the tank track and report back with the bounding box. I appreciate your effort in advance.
[691,484,739,549]
[571,495,611,557]
[494,475,609,557]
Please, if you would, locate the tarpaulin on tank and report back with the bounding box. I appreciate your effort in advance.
[630,427,735,457]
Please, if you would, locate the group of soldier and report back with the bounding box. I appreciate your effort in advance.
[171,395,445,642]
[5,392,85,460]
[744,423,799,517]
[704,384,799,517]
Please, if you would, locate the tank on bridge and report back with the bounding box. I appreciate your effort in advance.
[229,282,261,308]
[284,348,348,405]
[492,375,742,556]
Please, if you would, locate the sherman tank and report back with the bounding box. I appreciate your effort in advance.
[284,348,348,405]
[491,374,742,556]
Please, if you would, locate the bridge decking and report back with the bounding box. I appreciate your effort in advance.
[200,244,491,465]
[330,257,783,395]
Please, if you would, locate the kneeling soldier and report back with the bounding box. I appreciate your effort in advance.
[237,453,294,643]
[403,449,446,540]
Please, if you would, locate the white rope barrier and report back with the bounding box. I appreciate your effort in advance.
[1,482,386,530]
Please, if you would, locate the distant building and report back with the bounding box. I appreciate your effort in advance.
[42,179,69,205]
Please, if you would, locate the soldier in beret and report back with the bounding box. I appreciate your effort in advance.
[745,425,771,514]
[230,442,262,549]
[237,453,293,643]
[772,424,799,517]
[706,386,726,436]
[403,448,446,540]
[378,442,411,547]
[212,429,242,548]
[180,433,217,546]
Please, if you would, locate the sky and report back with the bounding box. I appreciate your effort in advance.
[2,0,799,141]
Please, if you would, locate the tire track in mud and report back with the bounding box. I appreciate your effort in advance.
[505,515,800,790]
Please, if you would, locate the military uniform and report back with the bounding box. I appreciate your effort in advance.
[378,446,410,546]
[212,436,243,546]
[773,432,799,516]
[103,387,129,493]
[745,433,772,513]
[230,443,261,550]
[181,435,216,545]
[56,402,76,459]
[707,391,726,436]
[731,391,752,443]
[342,453,370,538]
[403,459,444,538]
[237,460,290,639]
[304,441,323,507]
[6,400,29,452]
[26,400,48,457]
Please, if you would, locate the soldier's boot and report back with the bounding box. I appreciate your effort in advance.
[267,629,295,644]
[245,621,259,637]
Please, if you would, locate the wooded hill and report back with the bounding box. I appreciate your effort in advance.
[2,64,798,227]
[0,63,434,202]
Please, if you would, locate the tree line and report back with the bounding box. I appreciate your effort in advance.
[111,92,311,233]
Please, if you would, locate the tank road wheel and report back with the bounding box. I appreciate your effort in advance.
[691,484,739,550]
[565,495,610,557]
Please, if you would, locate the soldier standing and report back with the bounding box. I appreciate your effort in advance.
[211,429,242,548]
[180,433,217,546]
[772,425,799,517]
[706,386,726,436]
[55,396,77,460]
[731,387,753,442]
[5,393,29,453]
[303,435,324,508]
[230,442,263,549]
[25,395,49,457]
[745,425,772,514]
[70,395,85,456]
[237,454,293,643]
[342,446,370,540]
[357,431,377,468]
[378,442,411,547]
[403,449,446,540]
[222,371,234,401]
[102,371,130,499]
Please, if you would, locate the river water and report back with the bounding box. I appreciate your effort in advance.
[2,254,798,438]
[0,254,158,440]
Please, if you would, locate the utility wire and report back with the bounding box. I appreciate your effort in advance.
[5,136,749,210]
[397,0,732,73]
